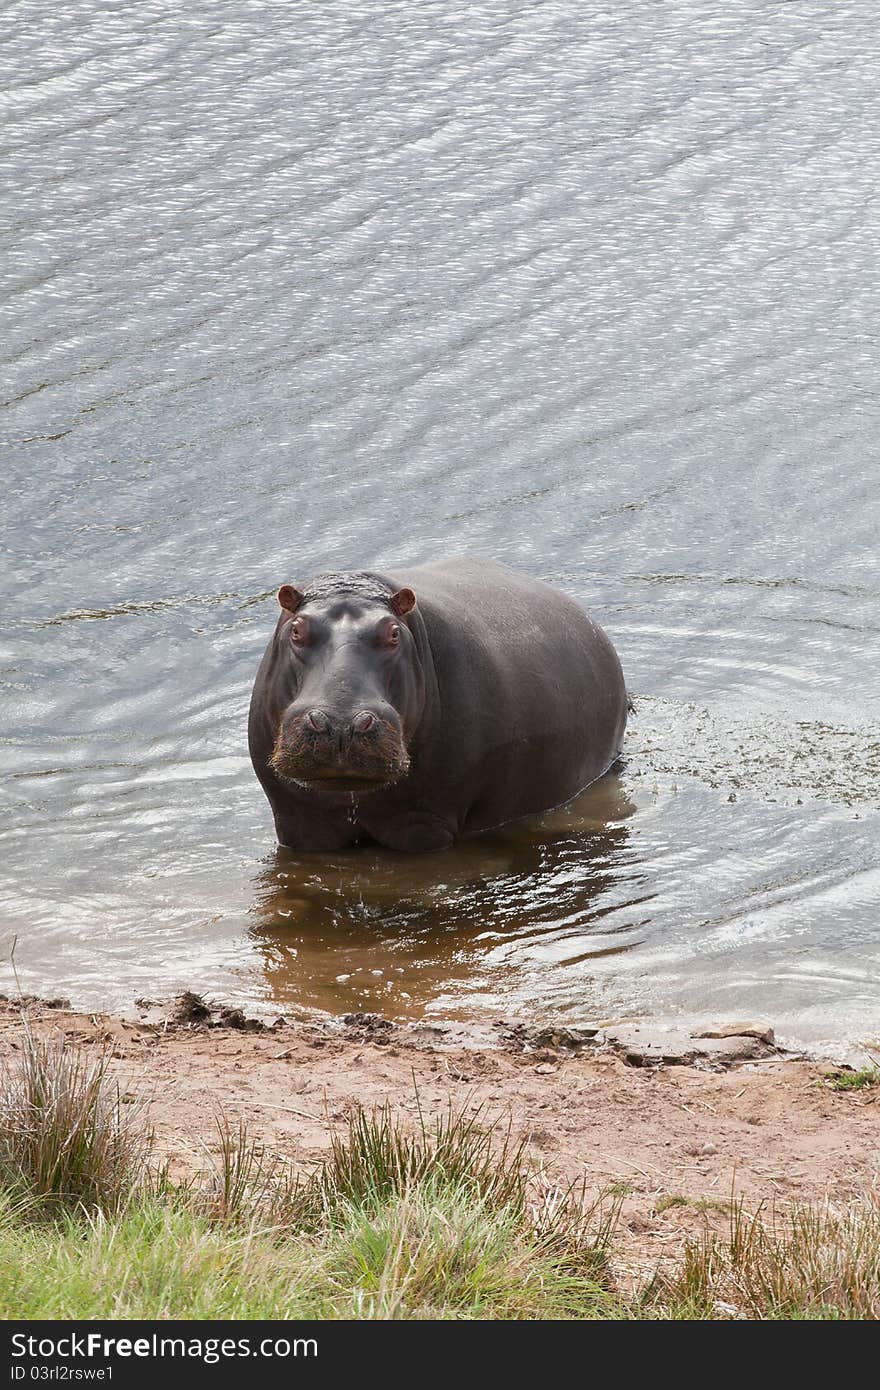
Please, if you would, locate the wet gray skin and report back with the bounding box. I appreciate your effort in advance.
[248,560,627,851]
[1,2,879,1052]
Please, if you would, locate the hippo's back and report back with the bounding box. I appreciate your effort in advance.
[386,557,627,835]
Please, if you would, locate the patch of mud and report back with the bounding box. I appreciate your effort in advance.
[601,1023,781,1070]
[141,992,272,1032]
[341,1012,395,1044]
[495,1018,786,1070]
[172,991,212,1025]
[494,1022,601,1054]
[0,992,70,1010]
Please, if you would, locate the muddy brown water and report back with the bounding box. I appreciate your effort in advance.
[1,2,878,1051]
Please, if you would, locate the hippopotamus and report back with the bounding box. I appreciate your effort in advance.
[248,557,627,853]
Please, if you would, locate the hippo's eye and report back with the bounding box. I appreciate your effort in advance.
[376,618,401,649]
[289,617,308,646]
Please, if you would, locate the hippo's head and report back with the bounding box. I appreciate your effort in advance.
[267,574,423,795]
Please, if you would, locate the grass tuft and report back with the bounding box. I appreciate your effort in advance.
[300,1098,527,1224]
[196,1116,301,1224]
[645,1197,880,1319]
[823,1067,880,1093]
[656,1194,689,1214]
[655,1193,734,1216]
[0,1027,150,1216]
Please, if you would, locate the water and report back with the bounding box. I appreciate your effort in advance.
[2,1,878,1051]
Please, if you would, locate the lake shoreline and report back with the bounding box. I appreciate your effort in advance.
[2,992,878,1283]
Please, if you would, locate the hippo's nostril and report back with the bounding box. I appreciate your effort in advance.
[352,711,375,734]
[307,709,330,733]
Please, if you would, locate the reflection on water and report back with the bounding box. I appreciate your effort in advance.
[249,777,640,1017]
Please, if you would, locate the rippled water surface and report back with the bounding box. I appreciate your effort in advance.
[2,1,879,1049]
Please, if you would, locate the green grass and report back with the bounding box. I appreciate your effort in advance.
[655,1194,734,1216]
[1,1027,880,1319]
[0,1188,617,1320]
[655,1194,689,1214]
[823,1066,880,1092]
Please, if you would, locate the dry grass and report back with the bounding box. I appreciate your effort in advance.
[645,1197,880,1319]
[194,1115,301,1223]
[0,1025,150,1215]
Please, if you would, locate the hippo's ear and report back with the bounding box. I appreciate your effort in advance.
[390,587,416,617]
[277,584,304,613]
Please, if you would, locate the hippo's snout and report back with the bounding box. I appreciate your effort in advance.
[306,707,376,737]
[269,702,411,792]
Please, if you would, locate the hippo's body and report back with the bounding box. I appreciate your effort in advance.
[248,557,627,852]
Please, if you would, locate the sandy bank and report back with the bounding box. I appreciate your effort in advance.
[1,994,877,1280]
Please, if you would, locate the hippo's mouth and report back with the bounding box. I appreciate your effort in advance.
[269,735,411,795]
[291,769,399,793]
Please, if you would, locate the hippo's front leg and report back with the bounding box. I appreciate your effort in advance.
[367,810,456,853]
[273,806,358,852]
